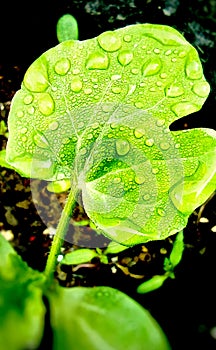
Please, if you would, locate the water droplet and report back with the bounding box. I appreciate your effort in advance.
[134,101,144,109]
[115,139,130,156]
[185,52,203,80]
[23,94,33,105]
[118,50,133,66]
[165,84,184,97]
[38,93,55,116]
[70,77,83,92]
[171,102,198,117]
[84,88,92,95]
[17,111,24,118]
[143,194,150,201]
[49,121,59,130]
[33,131,49,149]
[157,208,165,216]
[20,127,28,134]
[23,56,49,92]
[113,177,121,183]
[178,51,186,58]
[111,75,122,81]
[54,58,71,75]
[134,128,145,138]
[156,81,163,87]
[142,58,162,77]
[145,138,154,147]
[102,104,115,113]
[127,84,136,95]
[21,136,27,142]
[152,168,159,174]
[123,34,132,42]
[87,133,93,140]
[160,73,167,79]
[175,143,180,148]
[154,48,160,54]
[165,49,172,56]
[156,119,165,126]
[134,175,145,185]
[112,86,122,94]
[131,68,139,75]
[86,51,109,69]
[160,142,170,150]
[28,106,35,114]
[192,81,210,97]
[98,31,122,52]
[72,68,80,75]
[91,122,100,129]
[171,58,177,62]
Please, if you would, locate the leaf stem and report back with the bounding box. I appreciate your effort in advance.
[44,186,78,280]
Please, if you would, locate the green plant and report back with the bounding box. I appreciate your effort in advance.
[1,19,216,350]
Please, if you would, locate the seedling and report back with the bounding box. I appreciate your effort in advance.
[1,18,216,350]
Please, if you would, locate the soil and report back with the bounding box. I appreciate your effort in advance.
[0,1,216,349]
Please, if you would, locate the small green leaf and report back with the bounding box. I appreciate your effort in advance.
[0,150,16,170]
[56,14,79,42]
[61,248,98,265]
[137,274,169,294]
[169,230,184,268]
[104,241,129,254]
[46,178,71,193]
[47,285,171,350]
[0,234,45,350]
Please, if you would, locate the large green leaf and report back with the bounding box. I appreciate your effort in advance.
[47,285,171,350]
[6,24,216,244]
[0,234,45,350]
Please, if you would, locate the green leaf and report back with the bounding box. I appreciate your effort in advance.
[47,285,171,350]
[0,234,45,350]
[104,241,129,254]
[61,248,98,265]
[6,24,216,245]
[56,14,79,42]
[0,149,16,170]
[169,230,184,268]
[137,274,169,294]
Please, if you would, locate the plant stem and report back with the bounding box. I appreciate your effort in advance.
[44,186,78,279]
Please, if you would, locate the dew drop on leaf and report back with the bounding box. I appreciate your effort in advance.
[123,34,132,42]
[33,131,50,149]
[142,58,162,76]
[86,52,109,69]
[118,50,133,66]
[115,139,130,156]
[192,81,210,97]
[160,142,170,150]
[23,57,49,92]
[134,129,145,139]
[20,127,28,134]
[70,77,83,92]
[165,84,184,97]
[185,52,203,80]
[23,94,33,105]
[49,121,59,131]
[97,31,122,52]
[171,102,199,117]
[134,175,146,185]
[54,58,71,75]
[38,93,55,116]
[145,138,154,147]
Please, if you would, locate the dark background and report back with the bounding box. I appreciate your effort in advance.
[0,1,216,349]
